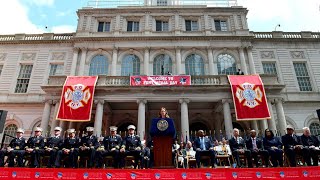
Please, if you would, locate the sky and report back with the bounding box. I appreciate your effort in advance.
[0,0,319,35]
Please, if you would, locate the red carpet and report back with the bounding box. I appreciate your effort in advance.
[0,167,320,180]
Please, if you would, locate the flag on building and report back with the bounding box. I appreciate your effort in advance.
[56,76,98,122]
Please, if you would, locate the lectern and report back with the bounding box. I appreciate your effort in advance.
[150,118,176,168]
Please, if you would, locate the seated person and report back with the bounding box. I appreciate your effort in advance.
[141,140,151,169]
[300,127,320,166]
[79,127,99,168]
[245,130,269,167]
[193,130,216,168]
[229,128,253,168]
[181,141,196,168]
[215,138,231,156]
[282,125,303,167]
[25,127,45,168]
[44,126,63,168]
[263,129,283,167]
[57,129,79,168]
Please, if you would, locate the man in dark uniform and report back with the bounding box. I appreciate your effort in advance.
[193,130,216,168]
[79,127,99,168]
[300,127,320,166]
[96,126,122,168]
[57,128,80,168]
[44,126,63,168]
[245,130,269,167]
[25,127,45,168]
[0,128,26,167]
[229,128,253,168]
[282,125,303,167]
[120,125,142,169]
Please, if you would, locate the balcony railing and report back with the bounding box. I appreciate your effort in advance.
[254,32,320,39]
[0,33,74,42]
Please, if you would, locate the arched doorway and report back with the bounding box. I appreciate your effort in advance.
[117,122,136,137]
[189,122,210,142]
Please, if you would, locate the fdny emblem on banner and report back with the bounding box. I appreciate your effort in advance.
[157,119,169,131]
[64,84,91,109]
[235,82,263,108]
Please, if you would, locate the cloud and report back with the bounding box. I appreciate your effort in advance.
[56,10,73,17]
[28,0,55,6]
[51,25,76,33]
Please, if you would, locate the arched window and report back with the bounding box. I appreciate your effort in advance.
[153,54,172,75]
[121,55,140,76]
[310,122,320,135]
[89,55,108,76]
[4,124,18,144]
[217,53,237,75]
[185,54,204,75]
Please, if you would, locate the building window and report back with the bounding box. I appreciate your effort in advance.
[156,20,169,31]
[49,64,64,76]
[185,54,204,75]
[293,62,312,91]
[98,22,111,32]
[217,53,237,75]
[127,21,139,32]
[4,124,18,145]
[215,20,228,31]
[310,122,320,136]
[121,55,140,76]
[0,65,3,75]
[157,0,167,6]
[15,64,33,93]
[89,55,108,76]
[185,20,198,31]
[262,62,277,75]
[153,54,172,75]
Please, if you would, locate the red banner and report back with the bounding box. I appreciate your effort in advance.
[228,75,270,121]
[0,167,320,180]
[130,75,191,86]
[56,76,98,122]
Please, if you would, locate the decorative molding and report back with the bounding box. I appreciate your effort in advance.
[260,51,275,59]
[21,53,36,61]
[0,53,7,61]
[51,52,66,61]
[290,51,305,59]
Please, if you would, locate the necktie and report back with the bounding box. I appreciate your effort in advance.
[253,138,257,150]
[201,137,206,150]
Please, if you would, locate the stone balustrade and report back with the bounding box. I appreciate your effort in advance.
[254,31,320,39]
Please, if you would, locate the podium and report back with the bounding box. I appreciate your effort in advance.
[150,118,176,168]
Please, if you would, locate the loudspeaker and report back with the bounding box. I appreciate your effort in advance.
[0,110,8,133]
[317,109,320,121]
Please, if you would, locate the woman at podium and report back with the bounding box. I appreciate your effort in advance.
[159,107,170,118]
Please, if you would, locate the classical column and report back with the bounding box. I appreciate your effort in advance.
[275,98,287,135]
[259,120,268,133]
[214,113,221,140]
[70,48,79,76]
[222,99,233,139]
[60,121,69,137]
[94,100,104,137]
[111,47,118,76]
[250,121,258,130]
[175,47,182,75]
[233,14,239,29]
[247,46,256,74]
[144,47,150,75]
[207,47,214,75]
[78,48,87,76]
[137,99,147,138]
[238,47,248,75]
[50,101,61,135]
[40,100,52,136]
[267,99,277,132]
[179,98,190,141]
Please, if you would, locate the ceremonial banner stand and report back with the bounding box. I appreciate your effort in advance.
[150,118,176,168]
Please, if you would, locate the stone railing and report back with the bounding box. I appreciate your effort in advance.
[0,35,15,41]
[254,31,320,39]
[47,74,280,87]
[0,33,74,41]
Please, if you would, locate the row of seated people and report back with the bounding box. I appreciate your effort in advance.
[0,125,146,168]
[172,126,320,168]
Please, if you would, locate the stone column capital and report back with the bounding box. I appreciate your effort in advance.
[273,98,284,104]
[144,47,150,51]
[221,99,232,104]
[137,99,147,104]
[94,100,105,105]
[73,47,80,53]
[237,47,245,52]
[179,98,190,104]
[246,46,253,51]
[80,47,88,52]
[175,46,181,51]
[43,99,54,105]
[113,46,118,52]
[206,46,214,51]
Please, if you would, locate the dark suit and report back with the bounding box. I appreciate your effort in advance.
[79,135,99,168]
[96,135,122,168]
[44,136,63,167]
[193,136,216,168]
[300,134,320,166]
[246,137,269,167]
[229,136,252,168]
[282,134,302,167]
[26,136,45,167]
[263,136,283,167]
[121,135,142,168]
[6,137,26,167]
[57,137,80,168]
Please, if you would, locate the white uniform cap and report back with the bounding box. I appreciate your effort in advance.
[286,125,295,130]
[54,127,62,131]
[34,127,43,132]
[67,128,76,134]
[86,127,94,132]
[127,125,136,130]
[16,128,24,133]
[109,126,118,131]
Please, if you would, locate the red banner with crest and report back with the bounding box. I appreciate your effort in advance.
[130,75,191,86]
[56,76,98,122]
[228,75,270,121]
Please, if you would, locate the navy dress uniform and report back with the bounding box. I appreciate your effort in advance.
[57,129,80,168]
[281,125,303,167]
[44,127,64,168]
[25,127,45,168]
[96,126,122,168]
[3,128,26,167]
[120,125,142,168]
[193,130,216,168]
[263,129,283,167]
[79,127,99,168]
